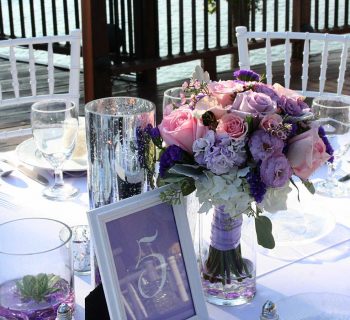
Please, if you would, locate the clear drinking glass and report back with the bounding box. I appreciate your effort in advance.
[0,218,74,319]
[31,99,79,200]
[162,87,191,116]
[312,95,350,197]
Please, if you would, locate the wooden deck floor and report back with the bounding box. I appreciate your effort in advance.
[1,49,350,131]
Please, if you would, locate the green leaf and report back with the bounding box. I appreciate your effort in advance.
[301,179,315,195]
[255,216,275,249]
[168,164,203,180]
[245,115,255,134]
[180,179,196,196]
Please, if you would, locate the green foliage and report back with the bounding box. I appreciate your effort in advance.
[16,273,61,302]
[301,179,316,195]
[255,215,275,249]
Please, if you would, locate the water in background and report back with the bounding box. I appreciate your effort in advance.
[1,0,347,83]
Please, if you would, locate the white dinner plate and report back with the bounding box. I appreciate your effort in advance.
[278,292,350,320]
[16,138,87,172]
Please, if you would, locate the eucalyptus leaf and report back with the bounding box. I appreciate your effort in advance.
[255,216,275,249]
[301,179,315,194]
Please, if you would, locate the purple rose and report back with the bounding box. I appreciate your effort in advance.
[253,83,280,101]
[278,96,308,116]
[260,153,292,187]
[232,91,276,116]
[249,129,285,161]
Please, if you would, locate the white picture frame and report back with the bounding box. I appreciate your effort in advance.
[88,186,209,320]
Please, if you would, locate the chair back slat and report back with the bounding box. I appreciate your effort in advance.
[319,35,329,94]
[301,36,310,94]
[0,30,81,109]
[337,36,349,95]
[265,35,272,85]
[9,46,20,98]
[28,44,37,97]
[235,26,350,98]
[284,35,291,88]
[47,42,54,95]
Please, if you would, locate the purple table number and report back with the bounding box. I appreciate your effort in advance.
[88,186,209,320]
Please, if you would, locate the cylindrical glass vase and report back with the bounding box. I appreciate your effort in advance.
[162,87,191,116]
[0,218,74,320]
[195,206,256,306]
[85,97,156,285]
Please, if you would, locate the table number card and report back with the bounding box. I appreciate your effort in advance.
[88,186,209,320]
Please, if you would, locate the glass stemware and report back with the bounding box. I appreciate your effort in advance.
[312,95,350,197]
[31,99,79,200]
[163,87,190,116]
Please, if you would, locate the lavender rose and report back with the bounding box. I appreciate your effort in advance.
[253,83,280,101]
[249,129,285,161]
[231,90,276,116]
[278,96,308,116]
[260,153,292,187]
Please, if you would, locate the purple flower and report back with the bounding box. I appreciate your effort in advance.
[159,145,185,177]
[246,170,267,203]
[196,133,247,175]
[150,127,161,140]
[233,69,260,82]
[278,96,308,116]
[249,129,285,161]
[232,91,276,116]
[318,126,334,163]
[193,130,215,165]
[253,83,280,101]
[260,153,292,187]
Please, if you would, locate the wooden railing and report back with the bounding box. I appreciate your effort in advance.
[1,0,350,102]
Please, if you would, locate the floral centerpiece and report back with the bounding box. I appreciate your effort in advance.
[150,67,333,304]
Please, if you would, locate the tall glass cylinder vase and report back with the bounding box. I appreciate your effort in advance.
[85,97,156,285]
[195,206,256,306]
[0,218,74,319]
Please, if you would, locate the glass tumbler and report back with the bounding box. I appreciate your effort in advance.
[163,87,191,116]
[0,218,74,320]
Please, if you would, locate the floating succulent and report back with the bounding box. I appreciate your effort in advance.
[16,273,61,302]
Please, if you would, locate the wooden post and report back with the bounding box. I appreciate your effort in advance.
[135,0,158,98]
[292,0,311,59]
[81,0,111,103]
[201,56,217,80]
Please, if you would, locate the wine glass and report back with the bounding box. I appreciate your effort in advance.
[31,99,79,200]
[163,87,190,116]
[312,95,350,197]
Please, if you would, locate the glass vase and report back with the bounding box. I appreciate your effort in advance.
[195,206,256,306]
[0,218,74,320]
[85,97,156,285]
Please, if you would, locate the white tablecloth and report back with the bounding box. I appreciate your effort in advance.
[1,150,350,320]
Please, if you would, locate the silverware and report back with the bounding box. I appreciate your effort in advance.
[0,159,49,185]
[338,173,350,182]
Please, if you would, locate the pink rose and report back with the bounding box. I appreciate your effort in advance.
[287,125,330,180]
[217,113,248,140]
[273,83,304,100]
[158,108,208,154]
[194,95,228,119]
[208,80,243,107]
[231,90,276,116]
[260,114,283,131]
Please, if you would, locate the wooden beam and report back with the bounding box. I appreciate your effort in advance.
[81,0,111,103]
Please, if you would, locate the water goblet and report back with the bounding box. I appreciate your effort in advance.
[163,87,190,116]
[312,95,350,197]
[31,99,79,200]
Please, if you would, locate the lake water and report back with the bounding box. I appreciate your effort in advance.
[1,0,346,84]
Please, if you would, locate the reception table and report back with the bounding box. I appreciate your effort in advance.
[1,147,350,320]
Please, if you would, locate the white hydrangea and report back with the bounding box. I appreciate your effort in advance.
[261,182,292,213]
[195,169,252,217]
